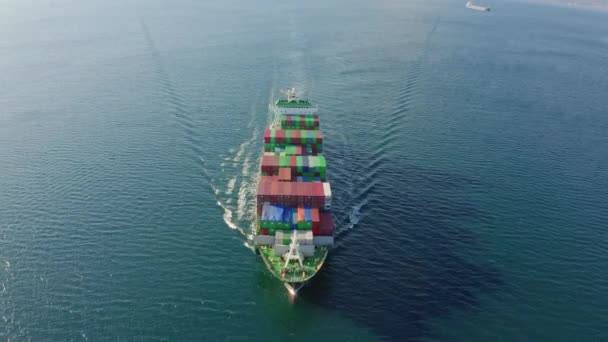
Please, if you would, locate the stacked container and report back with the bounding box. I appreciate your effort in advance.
[256,110,333,247]
[256,181,331,212]
[264,129,323,155]
[312,212,334,236]
[280,114,320,130]
[260,155,327,180]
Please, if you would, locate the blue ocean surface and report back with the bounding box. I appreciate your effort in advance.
[1,0,607,340]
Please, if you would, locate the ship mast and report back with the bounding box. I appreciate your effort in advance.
[286,87,299,102]
[283,230,304,268]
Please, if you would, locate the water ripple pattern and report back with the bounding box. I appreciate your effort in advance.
[1,0,607,340]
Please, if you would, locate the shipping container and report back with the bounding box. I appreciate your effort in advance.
[264,129,323,145]
[256,181,326,208]
[278,167,292,181]
[323,182,332,210]
[312,212,334,236]
[280,114,320,130]
[260,155,327,180]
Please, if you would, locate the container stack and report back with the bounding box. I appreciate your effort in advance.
[256,181,331,212]
[256,114,334,247]
[280,114,320,130]
[260,155,327,180]
[264,129,323,155]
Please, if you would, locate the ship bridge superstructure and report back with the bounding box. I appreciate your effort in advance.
[269,88,319,115]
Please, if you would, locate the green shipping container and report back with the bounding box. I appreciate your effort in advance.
[279,156,290,168]
[317,156,326,168]
[297,222,313,230]
[285,145,297,155]
[285,130,291,144]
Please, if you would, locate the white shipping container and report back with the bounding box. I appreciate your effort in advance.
[295,231,313,245]
[322,182,332,197]
[313,236,334,246]
[323,182,332,210]
[254,235,274,246]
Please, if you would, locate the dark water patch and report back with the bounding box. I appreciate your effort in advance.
[302,160,502,341]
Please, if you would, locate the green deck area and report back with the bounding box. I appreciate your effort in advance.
[258,245,328,283]
[274,99,313,108]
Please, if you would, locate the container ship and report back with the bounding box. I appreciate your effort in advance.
[466,1,491,11]
[254,88,334,295]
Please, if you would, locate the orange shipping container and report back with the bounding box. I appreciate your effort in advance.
[297,207,305,222]
[311,208,320,222]
[278,168,291,181]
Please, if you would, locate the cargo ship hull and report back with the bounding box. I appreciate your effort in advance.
[254,88,334,294]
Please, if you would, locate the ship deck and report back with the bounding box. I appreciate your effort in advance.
[259,246,328,283]
[274,99,313,108]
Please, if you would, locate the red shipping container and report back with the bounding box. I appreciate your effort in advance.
[296,146,303,155]
[289,183,298,206]
[316,130,323,144]
[275,130,286,144]
[303,183,314,206]
[257,181,268,194]
[282,181,292,197]
[291,130,301,143]
[261,155,278,173]
[296,182,308,196]
[257,181,326,208]
[312,182,324,197]
[260,228,269,235]
[264,129,271,143]
[271,182,280,203]
[299,182,313,205]
[318,212,334,236]
[314,183,325,207]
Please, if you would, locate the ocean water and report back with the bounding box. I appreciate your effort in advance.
[1,0,607,340]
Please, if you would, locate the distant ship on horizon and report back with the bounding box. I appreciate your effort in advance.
[466,1,491,11]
